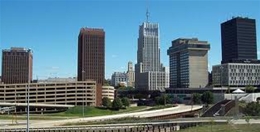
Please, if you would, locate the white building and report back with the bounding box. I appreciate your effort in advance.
[164,67,170,88]
[212,63,260,86]
[111,72,128,87]
[102,86,115,101]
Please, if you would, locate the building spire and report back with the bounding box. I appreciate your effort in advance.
[146,8,150,22]
[146,0,150,22]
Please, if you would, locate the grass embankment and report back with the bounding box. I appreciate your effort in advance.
[0,106,148,120]
[179,124,260,132]
[51,106,148,117]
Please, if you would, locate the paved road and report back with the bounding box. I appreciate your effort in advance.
[0,104,202,129]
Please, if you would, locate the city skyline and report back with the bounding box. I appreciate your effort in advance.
[1,0,260,79]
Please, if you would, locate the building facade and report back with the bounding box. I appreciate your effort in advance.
[111,72,128,87]
[127,61,135,87]
[221,17,257,64]
[135,22,166,91]
[0,81,96,106]
[212,63,260,86]
[167,38,210,88]
[163,67,170,88]
[37,77,77,83]
[102,86,115,101]
[78,28,105,106]
[1,47,33,84]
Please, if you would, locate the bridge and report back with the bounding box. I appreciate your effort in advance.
[0,102,74,114]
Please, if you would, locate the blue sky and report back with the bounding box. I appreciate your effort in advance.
[0,0,260,79]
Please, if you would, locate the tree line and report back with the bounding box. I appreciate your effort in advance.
[102,97,130,110]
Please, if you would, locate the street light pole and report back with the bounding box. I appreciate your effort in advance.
[26,78,30,132]
[26,48,31,132]
[82,70,85,117]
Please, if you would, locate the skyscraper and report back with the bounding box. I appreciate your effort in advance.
[1,47,33,84]
[78,28,105,106]
[167,38,210,88]
[127,61,135,87]
[136,22,161,72]
[212,17,259,87]
[221,17,257,64]
[135,12,166,91]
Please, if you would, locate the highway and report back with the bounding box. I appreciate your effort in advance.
[0,104,202,129]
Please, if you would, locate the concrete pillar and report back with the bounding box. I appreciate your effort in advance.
[221,104,225,116]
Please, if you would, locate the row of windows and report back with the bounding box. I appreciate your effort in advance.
[229,73,260,77]
[229,65,260,69]
[3,52,29,56]
[230,76,260,80]
[229,80,260,84]
[229,69,260,73]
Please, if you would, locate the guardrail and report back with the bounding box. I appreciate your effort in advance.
[0,106,15,114]
[1,118,229,132]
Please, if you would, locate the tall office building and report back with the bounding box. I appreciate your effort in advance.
[78,28,105,106]
[135,12,166,91]
[1,47,33,84]
[212,17,259,87]
[167,38,210,88]
[136,22,161,72]
[221,17,257,64]
[127,61,135,87]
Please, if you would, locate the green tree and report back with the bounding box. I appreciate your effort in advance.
[245,85,255,93]
[102,97,111,108]
[155,94,171,105]
[112,98,123,110]
[135,93,145,100]
[192,93,201,104]
[245,116,251,130]
[244,102,260,116]
[245,116,251,125]
[117,86,134,91]
[226,86,231,93]
[104,79,110,86]
[201,91,214,105]
[121,97,130,107]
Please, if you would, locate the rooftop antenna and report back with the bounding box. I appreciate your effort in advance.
[146,8,150,22]
[146,0,150,22]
